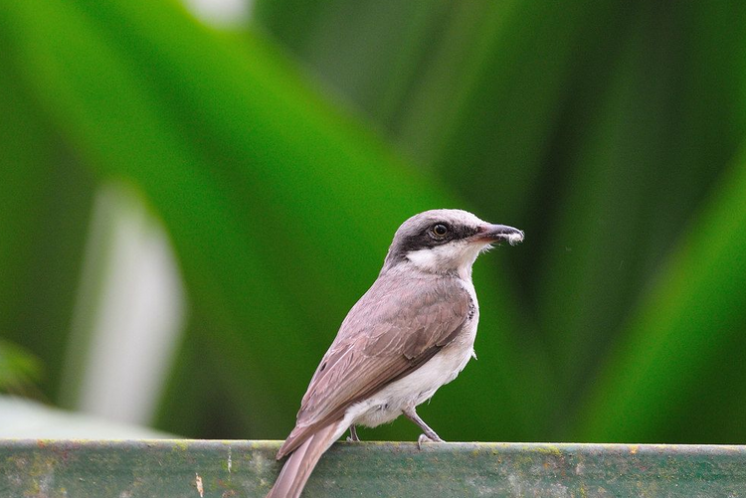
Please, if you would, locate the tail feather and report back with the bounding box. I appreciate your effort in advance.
[266,422,344,498]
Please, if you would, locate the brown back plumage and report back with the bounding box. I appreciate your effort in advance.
[277,271,471,459]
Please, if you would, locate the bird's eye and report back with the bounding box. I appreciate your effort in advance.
[431,223,449,238]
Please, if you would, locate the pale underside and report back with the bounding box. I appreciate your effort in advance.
[277,270,477,459]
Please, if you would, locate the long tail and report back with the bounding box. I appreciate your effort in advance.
[266,422,344,498]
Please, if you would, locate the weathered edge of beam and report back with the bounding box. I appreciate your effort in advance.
[1,439,744,497]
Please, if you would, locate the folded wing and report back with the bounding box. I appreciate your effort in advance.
[277,274,471,458]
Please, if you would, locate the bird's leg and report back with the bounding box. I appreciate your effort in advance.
[403,407,444,449]
[346,425,360,442]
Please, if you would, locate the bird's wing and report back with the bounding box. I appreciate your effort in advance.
[277,275,471,458]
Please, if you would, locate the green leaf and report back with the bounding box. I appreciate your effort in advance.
[252,0,744,443]
[0,341,42,393]
[2,0,741,444]
[574,149,745,443]
[533,3,744,427]
[0,0,543,439]
[0,31,96,401]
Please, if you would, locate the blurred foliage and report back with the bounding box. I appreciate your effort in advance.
[0,341,42,394]
[0,0,743,445]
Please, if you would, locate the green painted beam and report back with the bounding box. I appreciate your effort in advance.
[1,440,743,497]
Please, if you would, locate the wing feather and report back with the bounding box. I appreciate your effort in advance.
[277,274,471,458]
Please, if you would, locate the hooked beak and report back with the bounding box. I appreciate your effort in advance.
[472,224,525,246]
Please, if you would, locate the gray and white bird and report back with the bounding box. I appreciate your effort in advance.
[266,209,524,498]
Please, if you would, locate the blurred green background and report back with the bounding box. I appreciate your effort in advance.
[0,0,744,444]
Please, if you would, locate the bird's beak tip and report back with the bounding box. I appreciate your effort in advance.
[476,224,524,246]
[506,230,524,246]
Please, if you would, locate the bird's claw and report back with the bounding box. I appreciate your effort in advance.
[346,426,360,443]
[417,433,444,450]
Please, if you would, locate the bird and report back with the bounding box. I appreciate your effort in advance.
[265,209,524,498]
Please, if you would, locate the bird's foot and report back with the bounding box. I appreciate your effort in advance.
[346,425,360,443]
[417,433,444,450]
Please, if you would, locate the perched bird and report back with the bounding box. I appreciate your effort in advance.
[266,209,524,498]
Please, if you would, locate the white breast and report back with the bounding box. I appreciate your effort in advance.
[346,279,479,429]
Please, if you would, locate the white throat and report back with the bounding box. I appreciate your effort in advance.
[406,241,489,280]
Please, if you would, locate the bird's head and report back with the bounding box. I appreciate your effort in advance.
[382,209,524,278]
